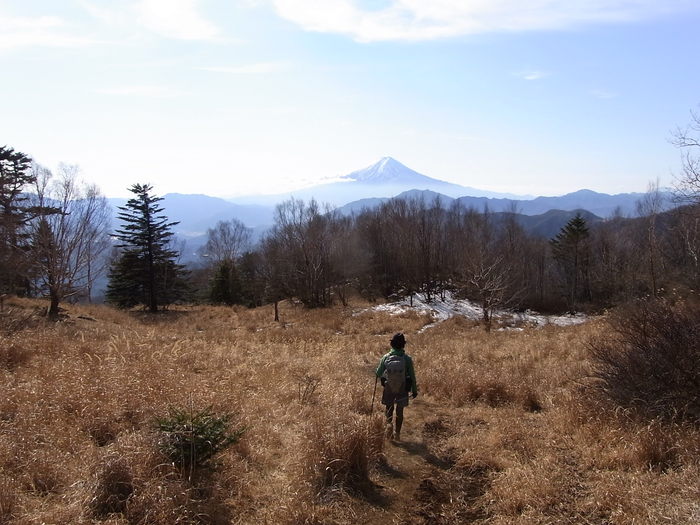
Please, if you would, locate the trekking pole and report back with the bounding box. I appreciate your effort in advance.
[370,376,378,417]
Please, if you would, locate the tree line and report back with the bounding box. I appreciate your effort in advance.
[3,108,700,321]
[0,147,111,318]
[213,190,698,327]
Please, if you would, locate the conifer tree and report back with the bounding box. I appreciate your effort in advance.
[550,213,591,308]
[209,259,242,306]
[0,146,34,295]
[106,183,188,311]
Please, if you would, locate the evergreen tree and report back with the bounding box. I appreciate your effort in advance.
[106,183,188,311]
[238,250,265,308]
[550,213,591,308]
[209,259,242,306]
[0,146,34,295]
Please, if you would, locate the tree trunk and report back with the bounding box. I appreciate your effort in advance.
[274,300,279,322]
[47,291,60,320]
[482,300,491,332]
[648,226,658,297]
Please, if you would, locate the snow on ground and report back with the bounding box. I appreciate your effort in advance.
[362,292,589,332]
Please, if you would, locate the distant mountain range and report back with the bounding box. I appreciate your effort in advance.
[336,185,666,218]
[233,157,526,206]
[107,157,675,261]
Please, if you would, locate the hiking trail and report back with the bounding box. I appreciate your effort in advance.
[363,397,467,524]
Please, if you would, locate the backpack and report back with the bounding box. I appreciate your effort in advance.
[383,354,406,394]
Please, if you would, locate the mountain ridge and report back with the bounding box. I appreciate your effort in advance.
[106,158,674,262]
[233,157,526,206]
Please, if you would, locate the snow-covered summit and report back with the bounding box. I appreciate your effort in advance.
[342,157,445,185]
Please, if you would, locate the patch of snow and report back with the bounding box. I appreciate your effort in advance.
[358,292,590,331]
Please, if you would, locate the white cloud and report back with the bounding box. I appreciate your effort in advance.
[268,0,698,42]
[198,61,293,74]
[515,70,549,80]
[79,1,123,24]
[0,14,97,50]
[96,85,183,97]
[136,0,220,40]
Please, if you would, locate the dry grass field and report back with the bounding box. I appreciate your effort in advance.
[1,296,699,524]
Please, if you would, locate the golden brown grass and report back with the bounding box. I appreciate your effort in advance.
[0,296,698,524]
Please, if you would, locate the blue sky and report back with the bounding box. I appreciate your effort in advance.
[2,1,700,199]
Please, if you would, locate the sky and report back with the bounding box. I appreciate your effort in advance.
[2,0,700,199]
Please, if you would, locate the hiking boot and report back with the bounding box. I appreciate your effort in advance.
[393,430,401,442]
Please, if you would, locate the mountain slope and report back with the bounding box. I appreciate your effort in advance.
[108,193,275,237]
[234,157,523,206]
[336,190,602,239]
[338,187,669,218]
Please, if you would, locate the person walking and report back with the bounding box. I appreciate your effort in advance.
[375,332,418,441]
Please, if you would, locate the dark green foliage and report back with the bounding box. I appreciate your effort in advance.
[106,184,188,311]
[550,213,591,307]
[237,251,266,307]
[106,250,149,309]
[0,146,34,296]
[156,406,245,477]
[589,298,700,424]
[209,259,242,305]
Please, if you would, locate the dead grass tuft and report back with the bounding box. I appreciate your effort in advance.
[302,411,384,498]
[89,453,134,517]
[0,341,32,371]
[0,475,19,522]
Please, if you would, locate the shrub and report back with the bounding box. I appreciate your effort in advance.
[303,412,384,497]
[156,406,245,479]
[589,298,700,423]
[89,454,134,517]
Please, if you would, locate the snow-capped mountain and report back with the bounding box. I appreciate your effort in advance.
[104,158,675,264]
[342,157,442,185]
[235,157,519,206]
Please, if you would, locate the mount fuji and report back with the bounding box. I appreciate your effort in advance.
[234,157,522,206]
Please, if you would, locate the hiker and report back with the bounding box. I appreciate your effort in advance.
[376,332,418,441]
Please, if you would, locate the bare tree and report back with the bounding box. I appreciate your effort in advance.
[636,180,665,297]
[456,209,523,331]
[30,164,111,318]
[259,232,288,321]
[326,214,365,306]
[202,218,251,264]
[465,255,514,332]
[265,198,335,308]
[666,204,700,290]
[672,108,700,203]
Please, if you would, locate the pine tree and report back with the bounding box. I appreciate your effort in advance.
[550,213,591,308]
[0,146,34,295]
[209,259,242,306]
[106,183,188,311]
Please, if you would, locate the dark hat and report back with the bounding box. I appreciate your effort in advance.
[390,332,406,349]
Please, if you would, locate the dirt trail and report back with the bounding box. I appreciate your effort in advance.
[363,397,459,524]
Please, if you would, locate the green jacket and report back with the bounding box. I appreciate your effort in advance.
[376,347,418,395]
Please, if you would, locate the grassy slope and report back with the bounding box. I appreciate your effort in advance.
[0,297,698,524]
